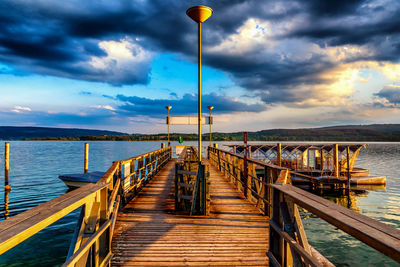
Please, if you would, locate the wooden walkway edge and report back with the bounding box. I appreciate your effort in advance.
[111,159,269,266]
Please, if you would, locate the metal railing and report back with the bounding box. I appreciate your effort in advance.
[208,146,400,266]
[0,146,172,266]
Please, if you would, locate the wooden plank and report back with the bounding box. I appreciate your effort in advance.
[177,194,193,200]
[107,178,120,218]
[111,160,269,266]
[276,169,289,184]
[269,220,322,267]
[177,170,197,176]
[63,219,112,267]
[178,182,195,188]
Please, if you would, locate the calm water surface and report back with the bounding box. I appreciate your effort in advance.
[0,141,399,266]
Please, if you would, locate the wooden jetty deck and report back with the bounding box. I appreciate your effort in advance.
[111,159,269,266]
[1,145,400,267]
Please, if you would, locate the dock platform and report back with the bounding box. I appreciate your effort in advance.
[111,159,269,266]
[2,145,400,266]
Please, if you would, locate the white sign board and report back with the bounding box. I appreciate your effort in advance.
[166,116,213,125]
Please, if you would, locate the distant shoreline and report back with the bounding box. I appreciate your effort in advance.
[2,124,400,142]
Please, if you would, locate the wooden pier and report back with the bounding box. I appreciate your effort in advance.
[1,145,400,266]
[112,159,269,266]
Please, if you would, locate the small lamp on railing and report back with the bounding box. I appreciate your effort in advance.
[165,106,172,146]
[207,106,214,148]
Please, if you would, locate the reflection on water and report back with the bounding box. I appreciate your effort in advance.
[3,190,9,220]
[0,141,400,266]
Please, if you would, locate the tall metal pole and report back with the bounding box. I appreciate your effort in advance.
[198,22,202,161]
[168,108,170,146]
[165,106,172,147]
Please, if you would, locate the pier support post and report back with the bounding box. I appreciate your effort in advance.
[277,143,282,167]
[334,144,339,178]
[346,146,351,189]
[161,143,166,149]
[4,142,10,191]
[84,143,89,174]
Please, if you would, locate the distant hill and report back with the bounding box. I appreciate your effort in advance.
[0,126,126,140]
[2,124,400,141]
[212,124,400,141]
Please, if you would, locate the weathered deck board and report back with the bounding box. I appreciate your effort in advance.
[111,160,269,266]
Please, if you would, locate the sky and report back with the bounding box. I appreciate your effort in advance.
[0,0,399,134]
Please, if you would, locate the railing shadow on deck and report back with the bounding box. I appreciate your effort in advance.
[0,146,172,266]
[208,145,400,267]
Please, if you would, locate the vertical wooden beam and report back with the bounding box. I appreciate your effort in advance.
[277,143,282,167]
[334,144,339,177]
[243,132,249,198]
[346,146,351,189]
[161,143,166,149]
[320,148,324,171]
[84,143,89,174]
[4,142,10,190]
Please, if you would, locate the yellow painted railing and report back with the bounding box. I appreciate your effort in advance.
[0,146,172,266]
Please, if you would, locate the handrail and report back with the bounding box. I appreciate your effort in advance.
[207,145,400,265]
[0,145,172,266]
[0,183,108,255]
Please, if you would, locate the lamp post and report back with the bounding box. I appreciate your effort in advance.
[165,106,172,146]
[186,5,213,161]
[207,106,214,148]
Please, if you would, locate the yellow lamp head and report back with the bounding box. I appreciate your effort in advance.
[207,106,214,110]
[186,6,213,23]
[165,106,172,110]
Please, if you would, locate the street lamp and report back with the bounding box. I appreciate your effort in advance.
[165,106,172,146]
[186,5,213,161]
[207,106,214,148]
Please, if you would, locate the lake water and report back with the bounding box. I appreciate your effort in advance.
[0,141,399,266]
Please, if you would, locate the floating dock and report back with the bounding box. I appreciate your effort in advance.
[230,143,386,187]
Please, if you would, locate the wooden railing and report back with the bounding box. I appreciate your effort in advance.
[175,146,210,215]
[0,146,172,266]
[208,146,400,266]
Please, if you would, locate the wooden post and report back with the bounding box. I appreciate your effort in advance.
[320,148,324,171]
[161,143,166,149]
[243,132,248,198]
[213,143,218,148]
[84,143,89,174]
[4,142,10,191]
[346,146,351,189]
[334,144,339,177]
[277,143,281,167]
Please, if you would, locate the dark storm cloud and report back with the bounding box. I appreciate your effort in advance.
[374,86,400,105]
[115,93,266,116]
[306,0,364,16]
[0,0,399,104]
